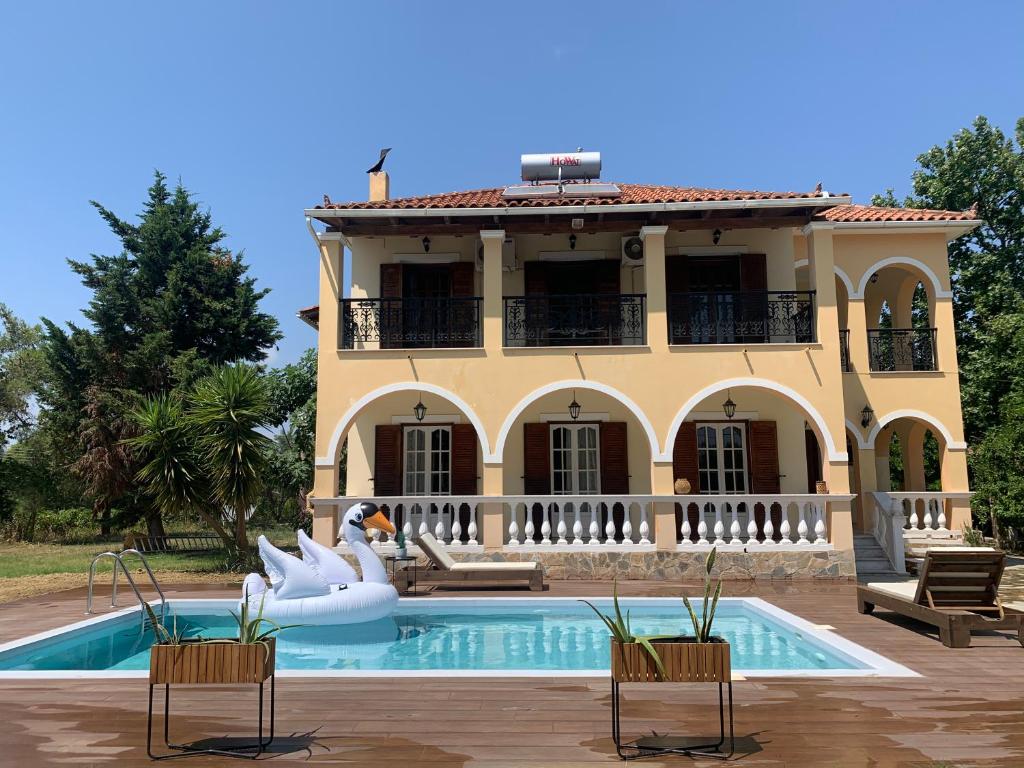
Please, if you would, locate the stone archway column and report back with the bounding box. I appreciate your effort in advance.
[940,447,972,533]
[651,461,677,551]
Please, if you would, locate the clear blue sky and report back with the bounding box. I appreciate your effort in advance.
[2,1,1021,366]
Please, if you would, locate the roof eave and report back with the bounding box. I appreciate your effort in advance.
[305,195,852,222]
[804,219,984,241]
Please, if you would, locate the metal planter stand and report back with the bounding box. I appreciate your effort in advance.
[609,637,735,761]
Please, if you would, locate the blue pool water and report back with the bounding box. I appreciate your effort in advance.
[0,598,872,673]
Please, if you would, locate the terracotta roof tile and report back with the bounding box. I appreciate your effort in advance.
[316,183,832,210]
[817,205,977,223]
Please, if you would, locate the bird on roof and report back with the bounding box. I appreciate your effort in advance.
[814,182,823,194]
[367,148,392,174]
[323,194,332,206]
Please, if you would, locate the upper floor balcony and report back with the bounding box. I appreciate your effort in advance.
[667,290,816,345]
[503,293,646,347]
[341,296,481,349]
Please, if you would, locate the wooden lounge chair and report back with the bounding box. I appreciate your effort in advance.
[396,532,544,592]
[857,548,1024,648]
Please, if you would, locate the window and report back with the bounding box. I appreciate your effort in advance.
[403,426,451,495]
[550,424,600,495]
[696,423,747,494]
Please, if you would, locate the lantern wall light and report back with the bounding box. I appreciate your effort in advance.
[722,390,737,420]
[568,390,582,421]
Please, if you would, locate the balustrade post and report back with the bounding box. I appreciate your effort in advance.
[713,505,726,546]
[604,502,617,545]
[507,503,520,547]
[622,503,633,545]
[450,503,463,546]
[541,504,552,546]
[697,518,709,545]
[524,506,535,545]
[763,515,775,545]
[435,504,448,544]
[780,516,792,544]
[467,504,479,546]
[572,504,583,545]
[638,503,651,546]
[588,504,600,545]
[797,505,810,545]
[814,506,827,544]
[556,504,568,545]
[729,504,742,546]
[680,515,691,545]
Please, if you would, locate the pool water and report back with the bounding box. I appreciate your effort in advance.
[0,598,890,675]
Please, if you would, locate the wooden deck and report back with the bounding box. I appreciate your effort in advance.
[2,579,1023,766]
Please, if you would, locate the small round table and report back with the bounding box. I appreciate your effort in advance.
[384,555,418,594]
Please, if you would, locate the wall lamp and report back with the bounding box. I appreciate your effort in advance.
[413,397,427,422]
[722,390,737,420]
[860,404,874,428]
[568,390,582,421]
[422,236,431,253]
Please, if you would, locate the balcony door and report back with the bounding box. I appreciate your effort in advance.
[550,423,601,495]
[696,423,748,494]
[667,254,767,344]
[403,425,451,496]
[523,260,621,346]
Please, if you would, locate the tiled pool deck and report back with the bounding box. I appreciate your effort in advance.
[1,578,1023,766]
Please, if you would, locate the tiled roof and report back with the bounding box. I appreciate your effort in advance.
[316,183,834,210]
[818,204,978,223]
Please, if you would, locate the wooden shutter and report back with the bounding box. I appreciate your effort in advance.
[749,420,781,494]
[380,264,403,297]
[379,264,403,349]
[373,425,403,496]
[524,261,548,295]
[739,254,767,292]
[672,422,700,493]
[451,423,478,495]
[666,256,691,344]
[523,423,550,494]
[804,429,822,493]
[599,422,629,494]
[449,262,475,298]
[595,260,621,295]
[665,255,690,294]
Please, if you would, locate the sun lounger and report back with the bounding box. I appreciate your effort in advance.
[857,548,1024,648]
[396,532,544,592]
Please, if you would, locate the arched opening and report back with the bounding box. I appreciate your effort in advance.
[864,263,938,371]
[873,413,952,531]
[667,385,833,545]
[335,387,486,546]
[499,385,655,546]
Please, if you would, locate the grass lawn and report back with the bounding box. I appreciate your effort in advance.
[0,527,300,603]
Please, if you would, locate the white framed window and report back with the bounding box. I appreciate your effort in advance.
[696,423,747,494]
[550,423,600,495]
[403,425,451,495]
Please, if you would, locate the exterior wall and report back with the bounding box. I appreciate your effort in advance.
[312,219,972,556]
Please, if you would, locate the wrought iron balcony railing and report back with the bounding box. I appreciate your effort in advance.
[503,294,646,347]
[668,291,816,345]
[867,327,937,371]
[340,297,482,349]
[840,329,851,372]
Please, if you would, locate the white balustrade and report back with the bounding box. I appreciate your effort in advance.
[889,492,968,540]
[674,495,829,550]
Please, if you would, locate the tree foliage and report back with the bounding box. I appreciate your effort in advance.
[0,305,45,448]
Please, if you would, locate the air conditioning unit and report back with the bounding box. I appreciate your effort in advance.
[476,237,518,272]
[621,235,645,267]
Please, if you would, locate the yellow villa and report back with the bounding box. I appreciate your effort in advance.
[300,152,980,579]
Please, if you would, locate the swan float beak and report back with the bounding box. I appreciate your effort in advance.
[363,510,396,536]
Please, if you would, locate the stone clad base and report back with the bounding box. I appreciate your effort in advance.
[338,548,857,580]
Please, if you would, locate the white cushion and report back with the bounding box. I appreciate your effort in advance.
[451,562,539,572]
[865,580,918,600]
[417,532,456,570]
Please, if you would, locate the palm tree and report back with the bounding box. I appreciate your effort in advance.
[125,393,234,551]
[188,364,272,551]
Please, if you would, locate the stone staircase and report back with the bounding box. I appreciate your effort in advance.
[853,533,899,579]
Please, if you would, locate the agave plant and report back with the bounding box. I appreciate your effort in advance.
[229,588,304,644]
[581,581,669,678]
[682,546,723,643]
[143,603,193,645]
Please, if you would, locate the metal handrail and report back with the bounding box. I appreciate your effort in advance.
[87,550,167,625]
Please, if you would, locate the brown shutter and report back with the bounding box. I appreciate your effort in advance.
[599,422,629,494]
[672,422,700,492]
[451,423,478,495]
[373,425,403,496]
[595,260,621,295]
[449,262,475,298]
[805,429,822,493]
[379,264,403,349]
[380,264,403,297]
[665,255,690,294]
[523,423,550,494]
[749,420,781,494]
[739,254,767,291]
[666,256,690,344]
[524,261,548,295]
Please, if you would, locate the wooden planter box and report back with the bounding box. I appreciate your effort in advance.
[611,636,730,683]
[149,638,275,685]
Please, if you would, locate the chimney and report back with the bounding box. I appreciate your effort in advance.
[369,171,390,202]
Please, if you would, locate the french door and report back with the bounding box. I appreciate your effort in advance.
[403,425,451,495]
[550,424,600,495]
[696,423,747,494]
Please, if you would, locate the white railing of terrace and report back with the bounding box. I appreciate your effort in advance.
[321,494,847,552]
[674,494,830,551]
[887,491,972,539]
[870,492,907,574]
[504,496,653,550]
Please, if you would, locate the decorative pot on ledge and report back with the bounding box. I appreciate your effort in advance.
[674,478,692,495]
[816,480,829,494]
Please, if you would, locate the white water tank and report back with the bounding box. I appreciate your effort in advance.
[521,152,601,182]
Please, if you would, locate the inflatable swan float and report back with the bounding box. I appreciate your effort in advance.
[242,502,399,625]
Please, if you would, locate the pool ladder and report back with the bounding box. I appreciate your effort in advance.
[86,549,167,625]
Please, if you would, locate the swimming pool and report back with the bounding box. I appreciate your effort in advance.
[0,597,915,678]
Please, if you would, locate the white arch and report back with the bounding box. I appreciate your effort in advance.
[493,380,663,463]
[867,409,967,452]
[855,256,952,300]
[846,419,871,450]
[315,382,491,467]
[793,260,856,298]
[664,377,847,462]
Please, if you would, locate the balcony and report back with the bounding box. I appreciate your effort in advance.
[503,294,646,347]
[867,328,937,371]
[668,291,816,345]
[340,297,482,349]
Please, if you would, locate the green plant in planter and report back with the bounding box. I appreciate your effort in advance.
[394,530,406,551]
[229,588,304,644]
[580,581,669,677]
[682,547,723,643]
[143,603,193,645]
